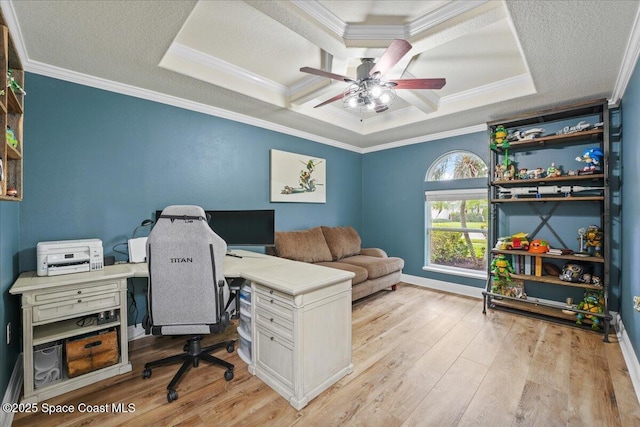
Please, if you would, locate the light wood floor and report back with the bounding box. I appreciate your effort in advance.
[12,284,640,426]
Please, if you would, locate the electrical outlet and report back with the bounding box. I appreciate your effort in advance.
[6,322,11,345]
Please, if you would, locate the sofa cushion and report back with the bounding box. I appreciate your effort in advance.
[339,255,404,280]
[315,261,369,285]
[274,227,333,263]
[321,226,361,261]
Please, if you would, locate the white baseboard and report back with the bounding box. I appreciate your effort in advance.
[0,353,23,427]
[401,273,484,299]
[127,324,147,341]
[611,311,640,405]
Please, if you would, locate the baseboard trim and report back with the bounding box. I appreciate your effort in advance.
[0,353,23,427]
[611,311,640,405]
[401,273,484,299]
[127,324,147,341]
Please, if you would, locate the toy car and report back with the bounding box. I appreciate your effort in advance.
[496,232,530,251]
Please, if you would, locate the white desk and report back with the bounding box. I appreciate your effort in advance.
[12,250,354,409]
[134,250,355,409]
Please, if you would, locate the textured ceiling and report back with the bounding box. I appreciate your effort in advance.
[3,0,639,152]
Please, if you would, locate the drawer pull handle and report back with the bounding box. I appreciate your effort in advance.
[270,299,274,304]
[270,318,274,322]
[270,336,274,341]
[77,291,82,294]
[77,299,82,303]
[270,290,274,294]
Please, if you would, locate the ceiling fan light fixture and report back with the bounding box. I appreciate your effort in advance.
[343,81,396,113]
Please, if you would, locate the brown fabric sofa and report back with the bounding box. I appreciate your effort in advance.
[267,226,404,301]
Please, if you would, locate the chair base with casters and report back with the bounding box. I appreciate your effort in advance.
[142,335,236,403]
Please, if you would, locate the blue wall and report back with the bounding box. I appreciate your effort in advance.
[0,202,20,396]
[362,132,488,287]
[621,61,640,358]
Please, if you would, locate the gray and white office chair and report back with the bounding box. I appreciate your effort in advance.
[142,205,235,403]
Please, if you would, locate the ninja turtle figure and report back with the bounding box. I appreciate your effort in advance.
[491,254,514,279]
[576,290,604,331]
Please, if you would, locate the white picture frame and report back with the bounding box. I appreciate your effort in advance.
[270,149,326,203]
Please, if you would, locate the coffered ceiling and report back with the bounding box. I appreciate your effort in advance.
[3,0,639,152]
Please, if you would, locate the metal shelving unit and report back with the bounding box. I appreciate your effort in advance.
[482,99,612,341]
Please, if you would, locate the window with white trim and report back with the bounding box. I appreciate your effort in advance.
[424,151,488,278]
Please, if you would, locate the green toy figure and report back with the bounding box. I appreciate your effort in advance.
[576,289,604,330]
[490,125,509,150]
[491,254,514,279]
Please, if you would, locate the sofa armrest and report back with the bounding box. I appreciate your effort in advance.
[360,248,388,258]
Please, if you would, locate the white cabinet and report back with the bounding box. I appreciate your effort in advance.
[249,267,353,410]
[10,265,133,403]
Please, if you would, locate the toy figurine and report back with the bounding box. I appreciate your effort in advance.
[546,162,561,177]
[575,147,604,175]
[576,290,604,330]
[495,160,515,181]
[518,168,528,180]
[585,225,603,257]
[490,125,509,149]
[491,254,514,279]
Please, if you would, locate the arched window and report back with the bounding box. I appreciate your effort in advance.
[424,151,488,278]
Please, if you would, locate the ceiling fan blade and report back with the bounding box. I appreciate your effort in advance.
[369,39,412,78]
[314,92,346,108]
[389,78,446,90]
[300,66,354,83]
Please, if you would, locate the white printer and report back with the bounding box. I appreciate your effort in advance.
[36,239,104,277]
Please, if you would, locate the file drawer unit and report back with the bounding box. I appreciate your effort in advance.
[244,262,355,410]
[10,265,133,403]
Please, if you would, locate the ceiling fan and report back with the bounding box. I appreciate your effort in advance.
[300,39,446,113]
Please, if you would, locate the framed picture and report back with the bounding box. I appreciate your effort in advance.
[270,149,326,203]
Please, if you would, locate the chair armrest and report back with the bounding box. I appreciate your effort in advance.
[360,248,388,258]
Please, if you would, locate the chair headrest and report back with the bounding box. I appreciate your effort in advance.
[158,205,206,221]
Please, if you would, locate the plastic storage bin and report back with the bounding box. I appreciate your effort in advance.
[240,298,251,315]
[240,284,252,303]
[239,308,251,337]
[237,325,252,364]
[34,341,63,389]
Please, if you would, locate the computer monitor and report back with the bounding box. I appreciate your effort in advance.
[155,209,275,247]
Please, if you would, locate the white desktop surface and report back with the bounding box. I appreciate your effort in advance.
[129,250,355,295]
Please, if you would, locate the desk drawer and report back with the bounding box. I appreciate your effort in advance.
[255,306,293,340]
[254,285,293,305]
[33,292,120,323]
[254,291,293,322]
[255,325,294,390]
[34,282,120,304]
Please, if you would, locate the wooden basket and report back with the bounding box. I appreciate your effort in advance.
[65,329,119,378]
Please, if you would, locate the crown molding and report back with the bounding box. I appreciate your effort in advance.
[290,0,347,37]
[291,0,488,40]
[440,73,532,105]
[407,0,488,37]
[362,123,487,154]
[344,25,407,41]
[166,42,290,96]
[611,2,640,106]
